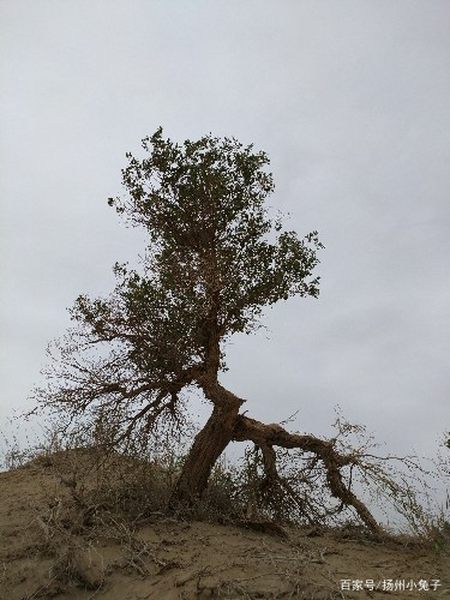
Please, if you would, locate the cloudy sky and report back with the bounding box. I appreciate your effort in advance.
[1,0,449,465]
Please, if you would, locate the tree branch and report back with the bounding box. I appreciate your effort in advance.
[233,415,381,534]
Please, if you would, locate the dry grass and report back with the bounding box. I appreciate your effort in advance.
[0,433,448,599]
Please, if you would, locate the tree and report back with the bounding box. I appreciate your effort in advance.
[36,128,382,532]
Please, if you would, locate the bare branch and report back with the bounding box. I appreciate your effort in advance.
[233,415,381,534]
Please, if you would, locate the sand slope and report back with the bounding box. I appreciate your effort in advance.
[0,455,448,599]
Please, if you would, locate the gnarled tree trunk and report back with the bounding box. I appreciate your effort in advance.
[170,403,381,535]
[169,366,381,535]
[169,380,243,507]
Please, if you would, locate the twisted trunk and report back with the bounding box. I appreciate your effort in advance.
[170,403,381,534]
[169,380,243,507]
[169,298,380,532]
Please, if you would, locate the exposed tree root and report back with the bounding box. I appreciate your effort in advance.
[233,414,382,535]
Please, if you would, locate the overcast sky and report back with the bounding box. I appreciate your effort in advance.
[1,0,449,465]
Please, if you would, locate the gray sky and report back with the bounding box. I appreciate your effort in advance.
[1,0,449,464]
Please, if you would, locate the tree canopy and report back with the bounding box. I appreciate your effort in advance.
[41,128,322,440]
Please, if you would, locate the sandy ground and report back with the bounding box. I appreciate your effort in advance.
[0,455,448,599]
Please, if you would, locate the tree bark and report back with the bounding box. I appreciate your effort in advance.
[169,380,243,507]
